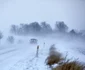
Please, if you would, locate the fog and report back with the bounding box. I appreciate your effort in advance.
[0,0,85,31]
[0,0,85,70]
[0,24,85,70]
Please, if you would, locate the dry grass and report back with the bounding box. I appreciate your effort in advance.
[46,45,85,70]
[45,45,64,67]
[53,61,85,70]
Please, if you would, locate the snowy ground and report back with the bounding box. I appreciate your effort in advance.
[0,36,85,70]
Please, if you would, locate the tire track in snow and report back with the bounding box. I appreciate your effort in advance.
[9,52,36,70]
[24,57,39,70]
[23,45,47,70]
[9,45,47,70]
[0,49,18,63]
[0,49,17,55]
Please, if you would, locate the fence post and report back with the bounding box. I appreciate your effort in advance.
[36,45,39,57]
[44,42,45,48]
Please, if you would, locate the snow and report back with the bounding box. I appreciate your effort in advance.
[0,36,85,70]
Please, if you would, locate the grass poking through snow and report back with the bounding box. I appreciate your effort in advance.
[45,44,85,70]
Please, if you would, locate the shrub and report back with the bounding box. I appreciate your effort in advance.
[46,45,85,70]
[7,36,14,44]
[46,45,64,67]
[0,31,3,40]
[54,61,85,70]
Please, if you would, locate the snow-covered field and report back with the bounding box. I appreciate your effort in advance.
[0,36,85,70]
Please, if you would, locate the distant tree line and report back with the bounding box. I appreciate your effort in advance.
[10,22,53,35]
[0,21,85,43]
[10,21,83,37]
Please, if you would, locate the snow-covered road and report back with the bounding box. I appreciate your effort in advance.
[0,37,85,70]
[0,40,49,70]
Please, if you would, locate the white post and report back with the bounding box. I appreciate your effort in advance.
[36,45,39,57]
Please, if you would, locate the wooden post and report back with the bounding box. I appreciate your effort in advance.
[44,42,45,48]
[36,45,39,57]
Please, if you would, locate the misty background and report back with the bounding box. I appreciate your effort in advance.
[0,1,85,70]
[0,0,85,32]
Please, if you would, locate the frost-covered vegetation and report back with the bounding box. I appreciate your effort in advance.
[46,46,85,70]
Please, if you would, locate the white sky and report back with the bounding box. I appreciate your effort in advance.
[0,0,85,31]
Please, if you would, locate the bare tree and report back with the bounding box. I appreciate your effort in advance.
[55,21,68,32]
[41,22,52,33]
[10,25,18,34]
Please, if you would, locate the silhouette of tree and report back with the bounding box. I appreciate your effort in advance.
[7,36,14,44]
[0,31,3,40]
[41,22,52,33]
[55,21,68,32]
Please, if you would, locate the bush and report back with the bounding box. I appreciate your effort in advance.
[53,61,85,70]
[46,45,64,67]
[0,31,3,40]
[46,45,85,70]
[7,36,14,44]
